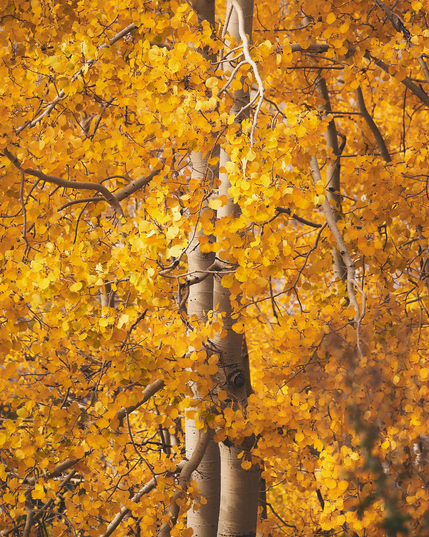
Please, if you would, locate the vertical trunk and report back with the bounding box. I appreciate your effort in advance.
[185,1,220,534]
[217,441,260,537]
[186,152,220,537]
[215,1,260,535]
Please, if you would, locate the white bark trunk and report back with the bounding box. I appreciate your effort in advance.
[215,1,260,535]
[217,442,260,537]
[186,151,220,537]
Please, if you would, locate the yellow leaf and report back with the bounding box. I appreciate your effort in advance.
[206,76,219,89]
[70,282,83,292]
[295,432,305,443]
[118,314,129,329]
[167,244,183,258]
[326,12,336,24]
[209,198,224,210]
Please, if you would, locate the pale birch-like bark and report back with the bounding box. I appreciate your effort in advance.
[315,76,347,282]
[186,152,220,537]
[214,1,260,535]
[184,1,221,534]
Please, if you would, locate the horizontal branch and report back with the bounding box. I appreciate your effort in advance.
[25,458,77,486]
[2,148,124,217]
[276,207,322,228]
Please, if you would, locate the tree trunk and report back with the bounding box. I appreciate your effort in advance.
[186,152,220,537]
[214,1,260,535]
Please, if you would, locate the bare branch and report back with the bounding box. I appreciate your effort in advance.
[229,0,265,145]
[290,43,330,53]
[275,207,322,228]
[355,86,391,162]
[2,148,124,217]
[115,378,165,428]
[102,460,186,537]
[115,166,163,201]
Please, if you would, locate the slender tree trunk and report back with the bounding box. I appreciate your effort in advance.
[185,0,221,533]
[215,1,260,535]
[186,152,220,537]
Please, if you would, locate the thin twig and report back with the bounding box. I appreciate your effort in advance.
[19,169,29,260]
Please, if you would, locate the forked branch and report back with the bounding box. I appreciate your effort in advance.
[225,0,265,145]
[2,148,124,217]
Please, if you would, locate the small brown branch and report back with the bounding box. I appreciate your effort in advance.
[373,0,410,38]
[22,503,34,537]
[109,23,138,45]
[275,207,322,228]
[365,52,429,108]
[25,458,77,487]
[102,460,186,537]
[355,86,391,162]
[290,43,330,53]
[115,166,163,201]
[19,169,29,260]
[157,428,212,537]
[2,148,124,217]
[58,196,102,211]
[24,169,124,216]
[115,379,165,428]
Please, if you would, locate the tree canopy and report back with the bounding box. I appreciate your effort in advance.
[1,0,429,535]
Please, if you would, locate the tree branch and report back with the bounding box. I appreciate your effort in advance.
[355,86,391,162]
[373,0,411,39]
[115,378,165,428]
[102,460,186,537]
[229,0,265,145]
[157,428,212,537]
[365,52,429,108]
[275,207,322,228]
[2,148,124,217]
[309,156,366,359]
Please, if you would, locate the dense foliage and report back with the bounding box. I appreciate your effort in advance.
[1,0,429,535]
